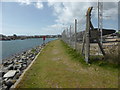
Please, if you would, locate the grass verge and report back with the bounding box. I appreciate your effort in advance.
[16,39,118,88]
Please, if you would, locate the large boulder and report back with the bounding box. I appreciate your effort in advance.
[3,70,17,78]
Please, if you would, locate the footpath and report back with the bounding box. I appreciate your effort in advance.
[16,39,118,88]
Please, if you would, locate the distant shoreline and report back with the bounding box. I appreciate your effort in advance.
[0,37,58,41]
[0,34,61,41]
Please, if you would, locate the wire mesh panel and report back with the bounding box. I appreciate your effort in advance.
[61,19,85,54]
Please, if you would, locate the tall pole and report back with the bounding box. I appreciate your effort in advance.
[98,0,99,34]
[100,2,103,45]
[63,30,65,42]
[67,27,69,44]
[98,1,103,55]
[98,1,103,45]
[85,11,90,63]
[85,7,93,63]
[98,0,100,55]
[75,19,77,50]
[69,25,71,46]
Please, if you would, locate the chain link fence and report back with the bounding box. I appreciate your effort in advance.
[61,18,119,64]
[62,19,86,54]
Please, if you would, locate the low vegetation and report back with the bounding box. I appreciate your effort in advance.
[62,40,119,69]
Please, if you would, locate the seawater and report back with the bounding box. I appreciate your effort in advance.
[0,38,56,63]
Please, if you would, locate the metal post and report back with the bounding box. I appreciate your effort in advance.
[75,19,77,50]
[63,30,65,42]
[69,25,71,46]
[65,29,67,43]
[66,27,69,44]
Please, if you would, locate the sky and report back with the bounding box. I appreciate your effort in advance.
[0,0,119,35]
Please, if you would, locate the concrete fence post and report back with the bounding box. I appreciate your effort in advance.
[75,19,77,50]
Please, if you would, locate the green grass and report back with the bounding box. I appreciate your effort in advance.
[61,40,119,70]
[61,40,86,65]
[90,55,119,70]
[16,39,118,88]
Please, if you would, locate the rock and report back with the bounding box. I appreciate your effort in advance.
[13,64,22,70]
[3,62,9,66]
[4,78,8,81]
[0,77,2,85]
[16,56,20,58]
[22,64,27,67]
[16,69,20,73]
[2,84,8,90]
[23,61,27,64]
[3,70,17,78]
[18,60,23,63]
[26,57,29,59]
[21,56,26,60]
[15,62,20,65]
[27,60,31,66]
[2,68,8,74]
[23,51,26,54]
[7,64,14,70]
[2,78,8,85]
[21,64,27,70]
[0,85,2,90]
[13,59,18,63]
[5,79,16,88]
[0,70,2,77]
[1,45,43,89]
[31,57,35,60]
[7,61,13,65]
[29,54,34,58]
[13,66,17,70]
[13,72,22,79]
[0,71,6,77]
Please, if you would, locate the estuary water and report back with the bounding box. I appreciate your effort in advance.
[0,38,56,63]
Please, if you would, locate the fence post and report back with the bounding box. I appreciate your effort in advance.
[69,25,71,46]
[75,19,77,50]
[65,29,67,43]
[66,27,69,44]
[85,7,92,63]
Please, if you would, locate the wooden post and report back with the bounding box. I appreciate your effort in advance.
[75,19,77,50]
